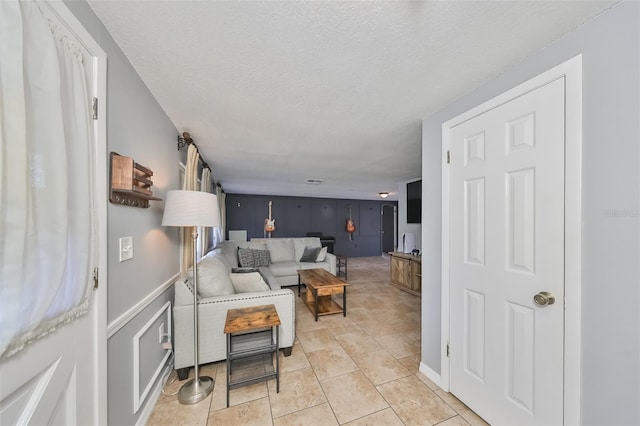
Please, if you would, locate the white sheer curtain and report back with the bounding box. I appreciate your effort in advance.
[0,0,95,359]
[215,184,226,245]
[181,144,199,274]
[199,167,211,256]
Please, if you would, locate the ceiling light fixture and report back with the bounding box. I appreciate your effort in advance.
[379,192,390,199]
[305,179,324,185]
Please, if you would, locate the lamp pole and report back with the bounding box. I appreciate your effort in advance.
[176,226,213,404]
[162,190,219,405]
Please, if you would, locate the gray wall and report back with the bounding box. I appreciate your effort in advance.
[225,193,396,257]
[65,2,182,424]
[421,2,639,424]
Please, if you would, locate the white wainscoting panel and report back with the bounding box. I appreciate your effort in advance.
[132,301,172,413]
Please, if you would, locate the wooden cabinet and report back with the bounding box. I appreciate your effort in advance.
[389,252,421,296]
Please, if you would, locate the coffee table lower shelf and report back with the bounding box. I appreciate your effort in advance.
[298,268,349,321]
[304,295,344,318]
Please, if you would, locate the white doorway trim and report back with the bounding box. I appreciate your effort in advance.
[440,55,582,425]
[43,1,109,424]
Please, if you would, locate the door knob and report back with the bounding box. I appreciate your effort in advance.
[533,291,555,307]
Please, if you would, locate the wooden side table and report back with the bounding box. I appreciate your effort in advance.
[336,254,348,280]
[224,304,280,407]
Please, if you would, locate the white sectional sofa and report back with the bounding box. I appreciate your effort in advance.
[249,237,337,285]
[173,237,336,378]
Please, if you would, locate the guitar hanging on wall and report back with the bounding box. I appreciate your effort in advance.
[346,204,356,240]
[264,200,276,236]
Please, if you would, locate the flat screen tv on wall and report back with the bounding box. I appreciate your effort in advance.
[407,180,421,223]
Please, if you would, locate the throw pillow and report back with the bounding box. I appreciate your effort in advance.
[315,246,328,262]
[237,247,255,268]
[300,245,321,262]
[251,249,271,267]
[232,268,272,289]
[229,272,270,293]
[188,256,235,297]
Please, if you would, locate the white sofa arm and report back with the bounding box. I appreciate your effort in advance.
[325,252,337,275]
[173,289,296,369]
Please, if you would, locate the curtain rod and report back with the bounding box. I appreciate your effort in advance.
[177,131,211,172]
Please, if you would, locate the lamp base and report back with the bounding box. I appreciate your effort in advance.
[177,376,214,405]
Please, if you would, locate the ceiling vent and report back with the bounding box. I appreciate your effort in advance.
[305,179,324,185]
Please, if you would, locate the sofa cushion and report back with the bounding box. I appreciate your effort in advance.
[210,248,233,271]
[229,272,270,293]
[293,237,321,261]
[238,241,268,251]
[299,262,331,273]
[188,256,235,297]
[258,267,281,290]
[267,239,295,263]
[315,246,328,262]
[300,246,321,262]
[216,240,240,268]
[268,261,301,277]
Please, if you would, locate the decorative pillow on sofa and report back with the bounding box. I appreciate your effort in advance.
[252,249,271,267]
[237,248,271,267]
[187,256,235,297]
[232,268,272,288]
[300,245,321,262]
[229,272,270,293]
[315,246,328,262]
[238,247,255,268]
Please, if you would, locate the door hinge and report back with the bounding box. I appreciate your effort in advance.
[93,267,99,289]
[446,150,451,164]
[446,343,450,357]
[92,97,98,120]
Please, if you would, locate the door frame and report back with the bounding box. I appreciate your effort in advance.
[381,203,398,253]
[43,1,108,423]
[440,55,582,425]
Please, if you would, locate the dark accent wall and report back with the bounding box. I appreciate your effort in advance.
[225,194,397,258]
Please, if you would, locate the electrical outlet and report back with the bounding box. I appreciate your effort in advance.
[158,323,165,344]
[119,236,133,262]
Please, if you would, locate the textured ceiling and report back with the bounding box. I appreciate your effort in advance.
[88,0,617,200]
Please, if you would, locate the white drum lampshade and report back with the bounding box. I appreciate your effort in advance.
[162,190,220,228]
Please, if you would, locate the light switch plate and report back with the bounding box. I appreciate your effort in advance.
[119,236,133,262]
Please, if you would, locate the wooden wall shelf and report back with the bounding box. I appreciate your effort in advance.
[109,152,162,208]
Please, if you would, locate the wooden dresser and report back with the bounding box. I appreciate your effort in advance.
[389,252,421,296]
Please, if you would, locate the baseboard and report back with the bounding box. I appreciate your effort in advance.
[135,361,173,426]
[419,361,442,388]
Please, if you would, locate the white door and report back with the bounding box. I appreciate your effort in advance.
[448,77,565,425]
[0,2,107,425]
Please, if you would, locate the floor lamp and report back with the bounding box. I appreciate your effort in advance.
[162,190,221,404]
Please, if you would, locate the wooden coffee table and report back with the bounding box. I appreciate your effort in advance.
[297,268,349,321]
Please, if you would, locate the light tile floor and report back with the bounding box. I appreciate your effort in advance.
[148,256,489,426]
